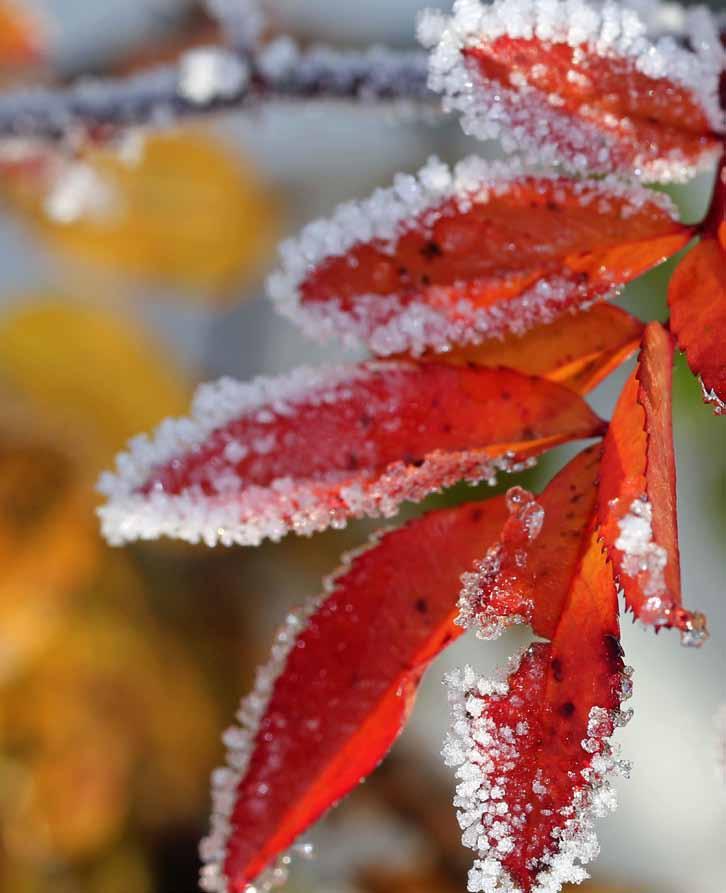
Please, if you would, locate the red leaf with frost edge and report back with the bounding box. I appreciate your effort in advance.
[97,361,604,547]
[598,322,707,643]
[460,445,602,641]
[198,495,513,893]
[422,0,724,182]
[669,238,726,414]
[268,155,691,358]
[419,304,644,395]
[444,530,632,893]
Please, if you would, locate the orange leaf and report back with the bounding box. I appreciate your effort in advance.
[424,0,724,181]
[99,361,605,547]
[669,237,726,414]
[420,304,644,394]
[598,322,706,642]
[270,156,690,357]
[200,495,511,892]
[0,1,45,67]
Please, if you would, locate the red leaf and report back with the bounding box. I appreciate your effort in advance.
[420,304,644,395]
[598,322,707,642]
[424,0,724,181]
[98,361,604,547]
[458,445,601,640]
[269,156,690,357]
[199,495,512,892]
[443,531,631,892]
[669,237,726,414]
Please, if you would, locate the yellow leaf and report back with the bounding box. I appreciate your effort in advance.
[0,300,191,466]
[11,130,279,295]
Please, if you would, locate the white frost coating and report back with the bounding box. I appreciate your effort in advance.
[177,47,249,104]
[198,570,336,892]
[267,153,679,356]
[457,487,544,639]
[98,361,535,547]
[442,658,633,893]
[614,495,709,645]
[421,0,724,181]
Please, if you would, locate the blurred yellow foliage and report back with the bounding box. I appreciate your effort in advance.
[0,300,191,467]
[8,130,278,296]
[0,298,224,890]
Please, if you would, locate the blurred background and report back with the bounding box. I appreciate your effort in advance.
[0,2,724,892]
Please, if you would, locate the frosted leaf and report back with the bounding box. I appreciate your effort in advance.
[443,645,631,893]
[97,359,596,548]
[457,486,544,639]
[423,0,724,181]
[268,153,682,357]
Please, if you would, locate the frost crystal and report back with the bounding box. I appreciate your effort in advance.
[457,486,544,639]
[442,653,632,893]
[178,47,249,104]
[422,0,724,181]
[43,162,117,224]
[268,153,677,356]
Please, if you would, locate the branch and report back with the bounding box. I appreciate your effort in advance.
[0,42,434,144]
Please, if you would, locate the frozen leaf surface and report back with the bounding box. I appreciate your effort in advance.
[98,361,604,547]
[444,530,631,893]
[423,0,724,181]
[270,155,689,357]
[200,495,513,892]
[598,322,707,641]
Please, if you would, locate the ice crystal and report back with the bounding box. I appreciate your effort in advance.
[177,47,249,104]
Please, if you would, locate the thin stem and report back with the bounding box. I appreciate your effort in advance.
[701,142,726,241]
[0,43,433,144]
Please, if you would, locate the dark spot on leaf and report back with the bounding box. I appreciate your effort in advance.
[551,657,564,682]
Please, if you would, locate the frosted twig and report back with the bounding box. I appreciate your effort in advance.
[0,43,432,144]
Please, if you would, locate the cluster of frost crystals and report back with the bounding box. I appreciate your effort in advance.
[199,593,321,893]
[700,379,726,416]
[268,153,677,357]
[420,0,724,180]
[177,46,249,104]
[443,660,633,893]
[613,496,672,621]
[457,487,544,639]
[43,161,118,225]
